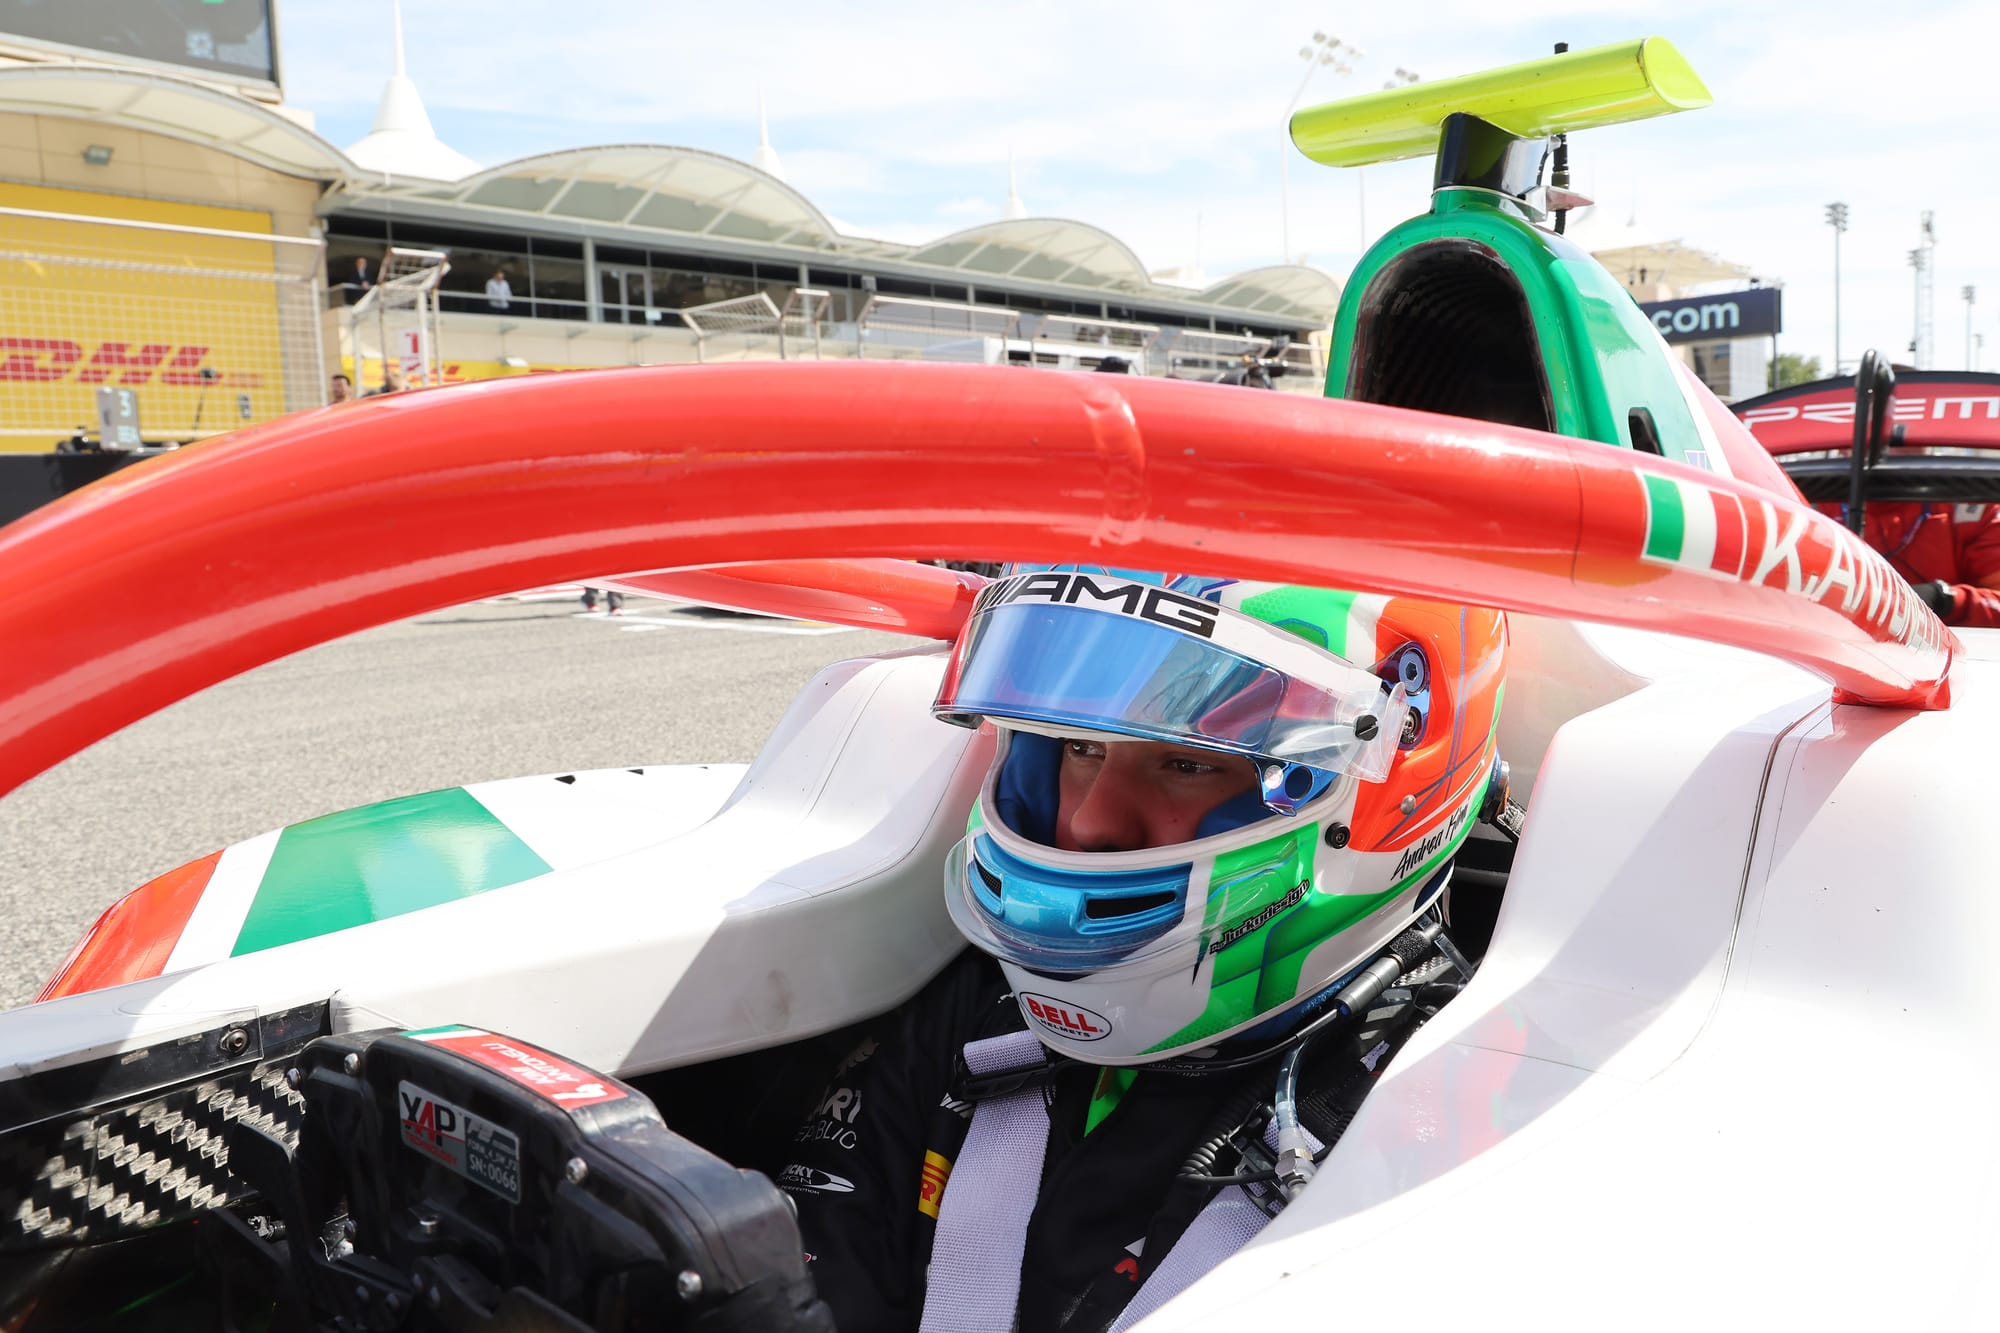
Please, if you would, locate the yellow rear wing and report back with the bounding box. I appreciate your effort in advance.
[1291,37,1710,169]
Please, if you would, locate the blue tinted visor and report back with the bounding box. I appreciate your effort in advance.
[934,599,1406,783]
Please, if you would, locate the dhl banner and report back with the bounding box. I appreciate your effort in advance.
[0,184,305,453]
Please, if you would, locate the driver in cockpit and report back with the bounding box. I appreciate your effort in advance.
[775,566,1511,1332]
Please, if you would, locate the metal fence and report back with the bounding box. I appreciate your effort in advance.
[0,206,325,449]
[856,294,1023,361]
[1163,328,1324,392]
[345,246,448,392]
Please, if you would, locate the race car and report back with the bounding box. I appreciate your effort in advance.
[1735,358,2000,624]
[0,37,1988,1331]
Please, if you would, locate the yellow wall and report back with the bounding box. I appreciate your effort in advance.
[0,179,273,234]
[0,182,301,449]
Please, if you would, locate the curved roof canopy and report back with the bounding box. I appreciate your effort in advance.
[1566,211,1751,291]
[400,145,839,249]
[904,218,1152,293]
[1195,265,1344,325]
[0,64,352,180]
[1589,239,1750,292]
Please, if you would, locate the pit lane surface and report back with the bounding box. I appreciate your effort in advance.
[0,595,911,1010]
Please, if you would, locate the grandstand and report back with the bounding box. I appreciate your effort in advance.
[0,2,1341,453]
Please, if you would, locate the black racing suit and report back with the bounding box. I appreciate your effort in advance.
[777,948,1436,1333]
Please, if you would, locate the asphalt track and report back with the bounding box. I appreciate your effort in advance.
[0,595,911,1010]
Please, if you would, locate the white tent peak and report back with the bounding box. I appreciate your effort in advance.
[754,90,786,182]
[1004,149,1027,221]
[343,0,480,182]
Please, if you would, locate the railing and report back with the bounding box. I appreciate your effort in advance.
[347,247,449,390]
[324,274,1321,387]
[1162,328,1324,392]
[0,206,326,443]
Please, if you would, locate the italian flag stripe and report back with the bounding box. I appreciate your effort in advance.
[1640,474,1749,580]
[1711,490,1747,579]
[233,787,552,956]
[1641,474,1686,563]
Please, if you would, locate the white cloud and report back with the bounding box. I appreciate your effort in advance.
[937,195,997,219]
[780,149,891,196]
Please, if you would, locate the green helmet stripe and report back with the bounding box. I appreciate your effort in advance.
[1202,824,1316,978]
[1253,884,1403,1013]
[1142,783,1488,1056]
[1234,585,1361,657]
[1145,826,1323,1052]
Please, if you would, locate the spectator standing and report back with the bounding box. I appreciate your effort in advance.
[486,268,514,311]
[328,373,354,404]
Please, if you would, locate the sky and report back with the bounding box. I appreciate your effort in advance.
[276,0,1998,380]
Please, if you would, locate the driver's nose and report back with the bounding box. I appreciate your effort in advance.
[1060,755,1149,853]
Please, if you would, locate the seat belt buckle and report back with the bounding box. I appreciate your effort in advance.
[949,1051,1063,1103]
[1229,1129,1290,1219]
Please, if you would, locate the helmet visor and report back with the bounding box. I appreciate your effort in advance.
[934,583,1406,783]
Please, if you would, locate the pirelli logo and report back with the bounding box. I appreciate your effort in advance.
[918,1150,952,1218]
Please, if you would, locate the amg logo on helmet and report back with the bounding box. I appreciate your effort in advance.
[1020,993,1110,1040]
[990,573,1220,640]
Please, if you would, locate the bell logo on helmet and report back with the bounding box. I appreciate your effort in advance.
[990,573,1222,640]
[1021,993,1111,1040]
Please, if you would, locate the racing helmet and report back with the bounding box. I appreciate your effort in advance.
[931,567,1508,1065]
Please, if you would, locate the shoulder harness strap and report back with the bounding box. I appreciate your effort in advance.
[918,1029,1053,1333]
[1107,1117,1324,1332]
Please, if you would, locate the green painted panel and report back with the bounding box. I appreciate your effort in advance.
[1324,192,1707,469]
[233,788,552,955]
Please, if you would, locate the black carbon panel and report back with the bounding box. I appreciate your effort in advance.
[0,1062,304,1250]
[0,1003,327,1252]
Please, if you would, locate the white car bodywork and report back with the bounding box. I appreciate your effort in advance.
[4,616,1994,1323]
[1168,633,2000,1326]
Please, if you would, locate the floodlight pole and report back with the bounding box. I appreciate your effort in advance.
[1909,247,1927,368]
[1281,34,1352,264]
[1280,60,1315,264]
[1825,202,1848,374]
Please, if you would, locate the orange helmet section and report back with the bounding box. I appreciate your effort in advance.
[1347,598,1508,854]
